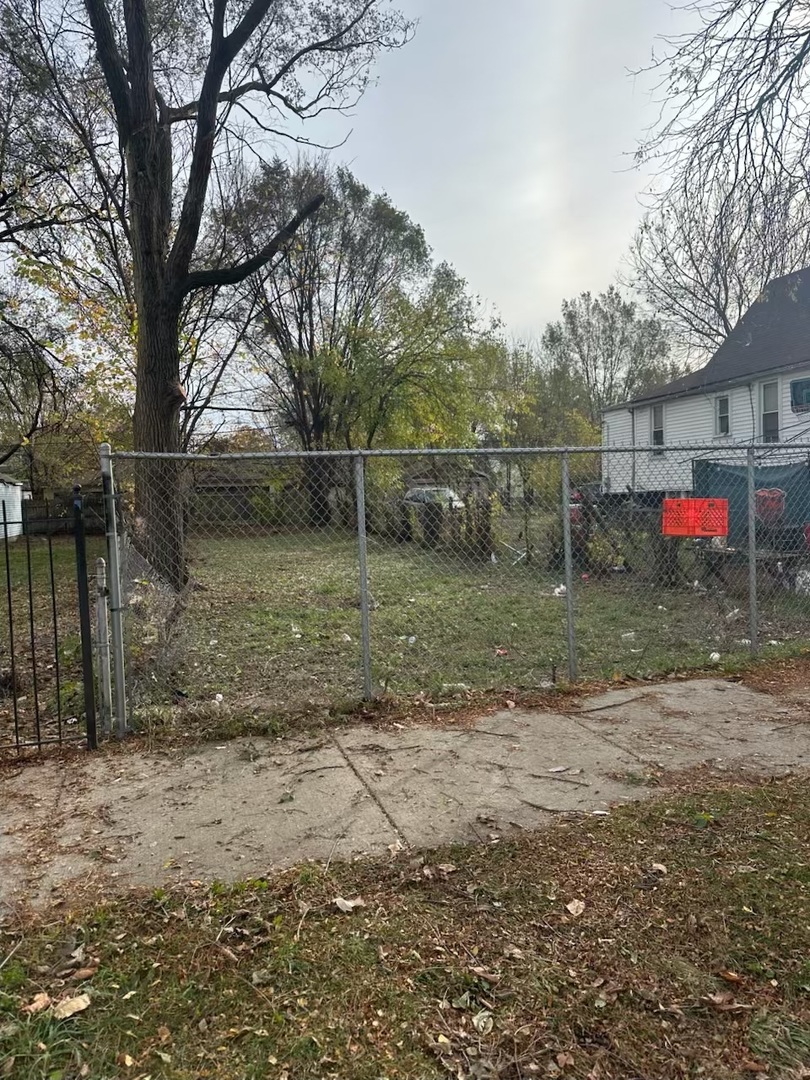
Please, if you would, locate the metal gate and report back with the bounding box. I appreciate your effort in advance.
[0,489,97,752]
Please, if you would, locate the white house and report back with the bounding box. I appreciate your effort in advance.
[602,267,810,493]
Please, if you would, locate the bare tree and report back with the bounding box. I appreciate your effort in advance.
[636,1,810,356]
[631,174,810,355]
[0,0,411,586]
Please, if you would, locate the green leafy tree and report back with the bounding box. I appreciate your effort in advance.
[237,161,499,522]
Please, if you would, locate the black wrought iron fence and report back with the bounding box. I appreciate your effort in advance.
[0,491,99,752]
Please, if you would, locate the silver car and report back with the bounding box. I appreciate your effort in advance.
[403,486,465,511]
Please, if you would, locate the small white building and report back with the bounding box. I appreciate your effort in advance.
[0,476,25,540]
[602,267,810,493]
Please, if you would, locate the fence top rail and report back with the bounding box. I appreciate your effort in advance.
[110,443,810,462]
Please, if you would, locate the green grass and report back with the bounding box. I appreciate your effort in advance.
[2,777,810,1078]
[124,530,810,736]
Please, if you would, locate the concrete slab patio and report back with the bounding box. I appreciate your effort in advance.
[0,677,807,910]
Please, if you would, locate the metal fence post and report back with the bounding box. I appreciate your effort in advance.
[73,486,97,750]
[560,452,578,681]
[354,454,374,699]
[100,443,128,736]
[96,558,113,736]
[747,446,759,655]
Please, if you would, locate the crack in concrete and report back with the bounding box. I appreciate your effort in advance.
[560,709,650,765]
[329,733,410,847]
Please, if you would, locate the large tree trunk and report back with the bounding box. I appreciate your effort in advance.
[128,115,187,589]
[132,299,187,590]
[303,455,333,528]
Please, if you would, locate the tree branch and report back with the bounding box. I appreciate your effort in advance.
[81,0,132,136]
[181,192,325,296]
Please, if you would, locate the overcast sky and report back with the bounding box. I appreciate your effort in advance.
[307,0,690,338]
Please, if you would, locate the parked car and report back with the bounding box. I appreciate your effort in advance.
[403,486,465,511]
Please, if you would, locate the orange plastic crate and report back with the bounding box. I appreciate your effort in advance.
[662,498,728,537]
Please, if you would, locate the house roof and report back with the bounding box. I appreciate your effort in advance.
[610,267,810,409]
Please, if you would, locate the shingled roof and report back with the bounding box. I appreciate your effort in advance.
[616,267,810,408]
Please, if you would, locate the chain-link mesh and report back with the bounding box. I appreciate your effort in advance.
[363,452,575,696]
[113,454,366,726]
[108,443,810,727]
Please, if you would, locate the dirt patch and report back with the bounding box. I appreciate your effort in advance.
[741,652,810,703]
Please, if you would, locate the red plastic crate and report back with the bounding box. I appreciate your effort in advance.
[662,498,728,538]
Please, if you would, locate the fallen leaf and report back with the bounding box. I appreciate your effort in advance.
[651,863,668,875]
[436,1033,453,1054]
[334,896,365,914]
[71,966,98,982]
[506,700,516,709]
[472,1009,494,1035]
[21,992,51,1014]
[121,990,136,1000]
[495,648,508,657]
[116,1053,135,1068]
[437,863,458,875]
[157,1025,171,1044]
[470,966,501,983]
[566,899,586,917]
[557,1051,576,1068]
[52,994,90,1020]
[703,992,753,1013]
[718,970,744,984]
[153,1050,172,1064]
[741,1062,769,1074]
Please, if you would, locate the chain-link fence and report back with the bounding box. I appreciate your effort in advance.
[102,442,810,729]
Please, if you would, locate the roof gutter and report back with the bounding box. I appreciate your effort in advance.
[613,356,810,411]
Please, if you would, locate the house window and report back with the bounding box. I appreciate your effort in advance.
[651,404,664,454]
[715,395,730,437]
[790,378,810,413]
[761,380,779,442]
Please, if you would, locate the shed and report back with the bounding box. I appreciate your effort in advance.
[0,475,24,540]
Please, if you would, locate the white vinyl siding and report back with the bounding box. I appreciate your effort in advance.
[634,395,711,490]
[601,410,632,446]
[732,385,757,441]
[0,482,23,540]
[601,366,810,493]
[601,409,633,492]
